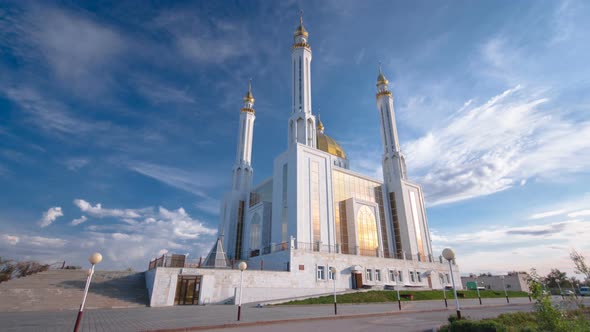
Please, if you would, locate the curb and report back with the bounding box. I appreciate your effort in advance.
[144,302,533,332]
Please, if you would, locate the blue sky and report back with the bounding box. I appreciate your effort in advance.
[1,0,589,276]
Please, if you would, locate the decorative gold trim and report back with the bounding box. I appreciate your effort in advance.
[376,90,392,99]
[243,96,255,103]
[292,42,311,50]
[241,108,255,114]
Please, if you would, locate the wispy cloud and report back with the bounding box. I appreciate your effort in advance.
[71,216,88,226]
[529,209,567,220]
[432,217,590,276]
[2,234,67,248]
[74,199,145,219]
[134,76,196,105]
[129,161,224,196]
[404,85,590,205]
[39,207,63,228]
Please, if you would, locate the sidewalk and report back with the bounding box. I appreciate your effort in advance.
[0,296,585,332]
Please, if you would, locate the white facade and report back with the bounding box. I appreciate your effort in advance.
[149,16,462,307]
[147,242,461,307]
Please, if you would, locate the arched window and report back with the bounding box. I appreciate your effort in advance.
[249,213,261,249]
[357,206,378,255]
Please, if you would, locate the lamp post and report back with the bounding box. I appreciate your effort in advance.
[394,270,401,310]
[556,278,564,299]
[442,274,448,308]
[442,248,461,320]
[501,276,509,303]
[330,267,337,315]
[73,252,102,332]
[475,278,482,305]
[237,262,247,321]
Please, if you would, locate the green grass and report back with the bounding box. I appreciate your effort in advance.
[439,308,590,332]
[279,290,530,305]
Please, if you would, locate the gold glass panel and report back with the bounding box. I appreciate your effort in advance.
[357,206,378,256]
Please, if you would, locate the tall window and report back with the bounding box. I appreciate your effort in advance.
[282,164,288,242]
[417,271,422,283]
[366,269,373,281]
[311,161,320,247]
[398,271,403,282]
[389,270,396,282]
[410,271,415,282]
[375,269,381,282]
[357,206,378,256]
[317,266,325,280]
[249,213,261,250]
[410,191,425,260]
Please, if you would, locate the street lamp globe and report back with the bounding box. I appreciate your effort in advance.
[442,248,455,261]
[330,266,336,273]
[239,261,248,271]
[89,253,103,265]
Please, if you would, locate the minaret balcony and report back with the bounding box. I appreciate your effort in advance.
[376,90,392,99]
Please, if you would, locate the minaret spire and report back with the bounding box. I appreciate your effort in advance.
[376,66,406,183]
[233,80,256,191]
[289,13,316,148]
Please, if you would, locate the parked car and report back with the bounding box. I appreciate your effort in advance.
[580,286,590,296]
[561,289,575,296]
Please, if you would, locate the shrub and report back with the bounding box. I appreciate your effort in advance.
[447,319,506,332]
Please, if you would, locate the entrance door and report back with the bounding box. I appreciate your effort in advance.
[175,275,202,305]
[352,272,363,289]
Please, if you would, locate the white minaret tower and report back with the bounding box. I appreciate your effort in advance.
[376,67,434,261]
[232,80,256,191]
[375,66,407,188]
[288,15,316,148]
[219,81,256,260]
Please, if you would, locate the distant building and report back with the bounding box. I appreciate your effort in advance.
[146,16,462,307]
[461,272,529,293]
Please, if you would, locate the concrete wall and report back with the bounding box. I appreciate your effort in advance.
[461,274,529,292]
[147,247,462,307]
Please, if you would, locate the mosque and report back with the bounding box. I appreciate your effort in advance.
[146,17,461,307]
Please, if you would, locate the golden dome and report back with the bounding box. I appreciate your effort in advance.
[243,80,254,103]
[294,16,309,38]
[317,132,346,159]
[316,116,325,133]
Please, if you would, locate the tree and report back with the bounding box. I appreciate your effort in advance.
[0,257,16,283]
[545,269,568,288]
[0,257,49,283]
[570,250,590,283]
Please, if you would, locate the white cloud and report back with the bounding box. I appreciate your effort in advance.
[39,207,63,228]
[71,216,88,226]
[74,199,144,219]
[432,217,590,276]
[404,86,590,206]
[529,209,567,220]
[65,158,89,171]
[66,199,217,269]
[2,234,19,245]
[27,6,124,94]
[2,234,66,248]
[569,210,590,218]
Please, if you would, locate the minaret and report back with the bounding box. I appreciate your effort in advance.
[376,66,407,186]
[288,14,316,148]
[232,80,256,192]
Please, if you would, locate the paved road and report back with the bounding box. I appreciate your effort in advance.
[211,304,537,332]
[0,296,586,331]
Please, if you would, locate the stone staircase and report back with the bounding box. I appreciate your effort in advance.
[0,270,148,312]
